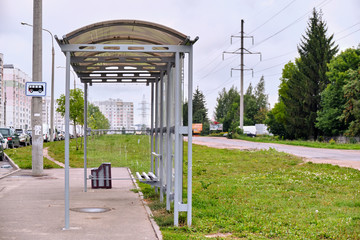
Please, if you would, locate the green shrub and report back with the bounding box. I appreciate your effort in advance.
[317,136,324,142]
[349,137,358,144]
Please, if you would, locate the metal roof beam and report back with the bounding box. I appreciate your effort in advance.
[58,44,192,53]
[78,72,160,78]
[72,65,167,72]
[71,56,174,64]
[80,79,156,84]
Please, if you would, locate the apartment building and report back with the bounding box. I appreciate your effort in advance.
[3,64,32,129]
[0,53,4,127]
[42,96,61,128]
[93,98,134,130]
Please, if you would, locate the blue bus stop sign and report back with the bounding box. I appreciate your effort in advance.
[25,82,47,97]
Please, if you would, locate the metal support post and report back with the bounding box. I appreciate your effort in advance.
[187,50,193,226]
[240,20,244,130]
[179,57,184,202]
[166,65,172,211]
[64,51,71,230]
[174,52,181,226]
[150,82,154,173]
[154,79,159,193]
[84,82,88,192]
[159,71,164,202]
[49,34,55,142]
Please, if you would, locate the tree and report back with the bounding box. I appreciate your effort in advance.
[244,79,269,125]
[284,8,338,139]
[340,68,360,137]
[223,96,239,132]
[56,88,84,150]
[183,87,209,134]
[88,103,110,130]
[214,86,239,122]
[266,61,296,138]
[253,76,269,123]
[266,101,288,138]
[192,87,208,123]
[316,47,360,136]
[244,84,257,125]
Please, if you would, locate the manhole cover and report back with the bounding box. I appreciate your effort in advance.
[70,207,111,213]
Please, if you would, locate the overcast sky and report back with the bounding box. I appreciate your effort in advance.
[1,0,359,125]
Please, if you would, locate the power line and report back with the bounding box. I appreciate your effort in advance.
[196,54,237,82]
[248,0,298,34]
[203,76,234,95]
[335,21,360,36]
[195,1,298,82]
[255,61,289,73]
[336,28,360,41]
[249,0,334,49]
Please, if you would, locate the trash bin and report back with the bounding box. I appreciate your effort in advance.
[91,163,112,189]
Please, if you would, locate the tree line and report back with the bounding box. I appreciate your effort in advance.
[267,8,359,140]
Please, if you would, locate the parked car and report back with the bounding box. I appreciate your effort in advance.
[0,136,4,161]
[15,129,31,146]
[58,131,65,140]
[0,128,20,148]
[0,133,7,149]
[27,130,32,145]
[43,124,49,142]
[52,129,59,141]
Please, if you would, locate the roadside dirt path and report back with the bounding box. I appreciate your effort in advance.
[43,147,66,168]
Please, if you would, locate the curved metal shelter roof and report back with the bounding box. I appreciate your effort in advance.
[55,19,197,85]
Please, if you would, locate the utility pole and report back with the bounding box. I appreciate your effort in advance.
[31,0,43,175]
[223,19,261,130]
[21,22,55,142]
[138,94,149,130]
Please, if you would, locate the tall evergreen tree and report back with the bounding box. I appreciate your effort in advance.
[254,76,269,123]
[244,83,258,125]
[183,87,208,126]
[192,87,208,123]
[285,8,338,139]
[254,76,268,110]
[214,86,239,122]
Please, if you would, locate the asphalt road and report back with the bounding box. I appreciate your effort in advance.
[191,137,360,170]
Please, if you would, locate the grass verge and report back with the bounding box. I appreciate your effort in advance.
[231,135,360,150]
[5,144,62,169]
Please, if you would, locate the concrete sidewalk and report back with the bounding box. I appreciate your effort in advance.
[0,168,161,240]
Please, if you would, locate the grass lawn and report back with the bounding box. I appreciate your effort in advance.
[6,134,360,239]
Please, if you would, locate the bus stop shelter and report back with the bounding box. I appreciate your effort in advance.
[55,20,198,229]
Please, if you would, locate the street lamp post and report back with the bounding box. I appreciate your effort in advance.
[21,22,55,142]
[57,66,77,137]
[57,66,76,89]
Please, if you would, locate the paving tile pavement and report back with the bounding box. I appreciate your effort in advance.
[0,168,161,240]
